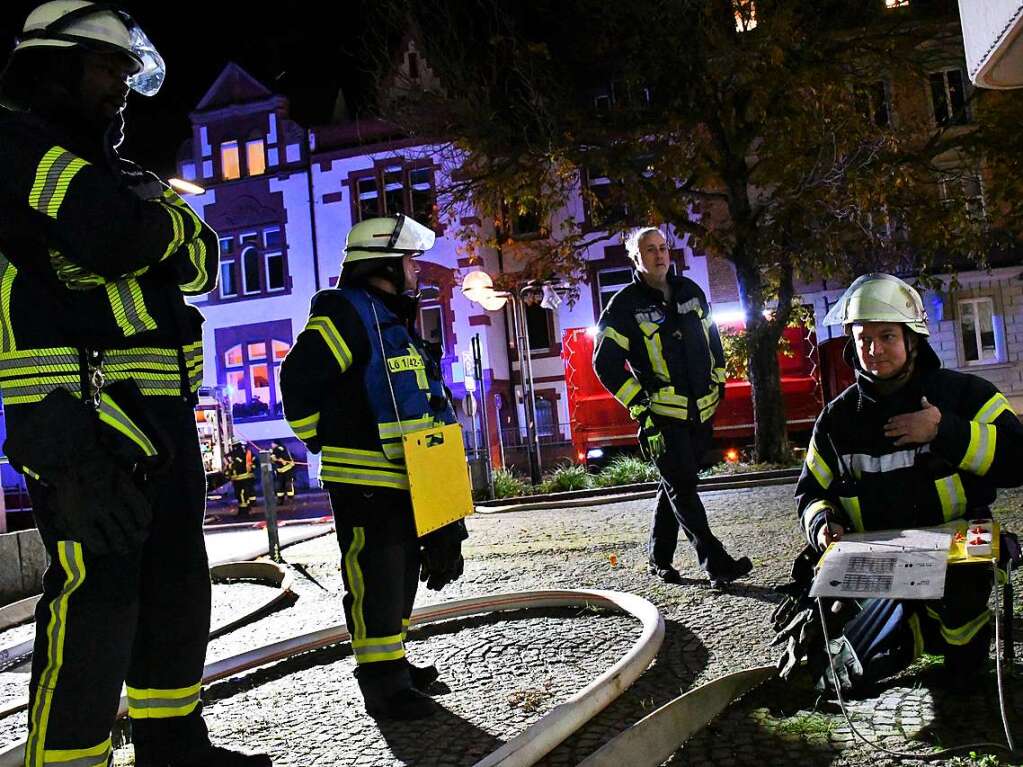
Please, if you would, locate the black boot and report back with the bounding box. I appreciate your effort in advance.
[708,555,753,588]
[355,663,438,721]
[407,661,440,691]
[648,559,684,584]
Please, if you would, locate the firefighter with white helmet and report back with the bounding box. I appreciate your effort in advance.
[774,273,1023,693]
[0,2,270,764]
[281,214,467,720]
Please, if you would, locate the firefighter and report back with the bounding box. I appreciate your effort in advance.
[280,214,467,721]
[227,438,257,517]
[774,273,1023,692]
[0,2,271,765]
[593,226,752,587]
[270,439,296,504]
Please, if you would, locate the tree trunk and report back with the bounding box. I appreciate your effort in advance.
[733,254,790,463]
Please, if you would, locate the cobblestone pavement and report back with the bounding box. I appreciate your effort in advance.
[1,483,1020,766]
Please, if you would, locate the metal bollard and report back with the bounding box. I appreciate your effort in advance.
[259,449,281,562]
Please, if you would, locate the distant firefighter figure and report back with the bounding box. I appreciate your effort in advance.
[228,439,258,517]
[271,440,296,504]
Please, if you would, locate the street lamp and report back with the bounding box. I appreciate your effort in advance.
[461,271,569,486]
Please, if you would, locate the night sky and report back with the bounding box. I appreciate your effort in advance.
[0,1,371,174]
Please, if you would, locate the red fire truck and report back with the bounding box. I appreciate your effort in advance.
[561,324,844,466]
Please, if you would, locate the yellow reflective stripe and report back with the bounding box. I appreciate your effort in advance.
[401,617,410,641]
[307,316,353,372]
[805,437,834,490]
[381,441,406,461]
[321,446,394,468]
[179,236,209,293]
[925,606,991,646]
[127,681,203,719]
[960,421,997,476]
[649,402,687,419]
[839,496,864,532]
[640,323,671,382]
[288,412,320,440]
[43,737,112,766]
[801,499,836,539]
[697,389,720,422]
[378,415,433,440]
[319,465,410,490]
[352,632,406,663]
[651,387,687,407]
[935,474,967,522]
[97,393,157,457]
[712,367,727,384]
[105,279,157,336]
[907,614,925,659]
[613,377,642,407]
[158,203,186,262]
[974,392,1013,424]
[598,326,630,352]
[30,147,89,220]
[344,528,367,641]
[26,542,86,767]
[0,253,17,354]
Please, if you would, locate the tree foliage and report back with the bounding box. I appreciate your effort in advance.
[362,0,1023,460]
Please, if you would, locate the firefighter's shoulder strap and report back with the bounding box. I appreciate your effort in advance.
[370,302,473,537]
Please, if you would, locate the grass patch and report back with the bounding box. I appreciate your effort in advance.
[492,468,531,499]
[774,712,836,738]
[594,455,660,487]
[538,462,594,493]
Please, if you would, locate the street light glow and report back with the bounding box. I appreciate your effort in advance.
[168,178,206,195]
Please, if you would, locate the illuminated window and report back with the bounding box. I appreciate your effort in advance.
[735,0,756,32]
[958,297,1002,365]
[221,141,240,180]
[246,139,266,176]
[885,0,909,7]
[216,324,292,420]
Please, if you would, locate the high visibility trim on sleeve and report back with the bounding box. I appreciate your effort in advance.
[0,253,17,354]
[29,147,89,220]
[158,203,186,263]
[613,377,643,407]
[26,541,86,767]
[712,367,728,384]
[106,279,157,337]
[598,326,630,352]
[288,412,320,440]
[178,237,210,294]
[974,392,1013,424]
[959,421,996,476]
[838,496,864,532]
[801,498,835,540]
[935,474,967,522]
[42,737,112,766]
[306,316,354,372]
[805,437,834,490]
[97,392,158,458]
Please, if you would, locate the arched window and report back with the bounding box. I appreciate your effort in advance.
[242,246,261,294]
[220,334,291,420]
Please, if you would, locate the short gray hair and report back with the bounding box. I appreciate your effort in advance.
[624,226,664,264]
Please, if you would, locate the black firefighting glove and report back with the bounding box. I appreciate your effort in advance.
[771,581,818,680]
[3,389,152,555]
[811,635,864,693]
[420,519,468,591]
[629,404,665,461]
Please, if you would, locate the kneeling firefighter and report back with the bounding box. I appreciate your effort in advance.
[773,274,1023,693]
[0,2,270,764]
[281,214,468,720]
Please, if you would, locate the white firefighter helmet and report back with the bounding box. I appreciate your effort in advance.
[14,1,166,96]
[823,273,929,336]
[343,214,436,264]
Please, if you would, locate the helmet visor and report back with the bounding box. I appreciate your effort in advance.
[124,19,165,96]
[390,214,436,255]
